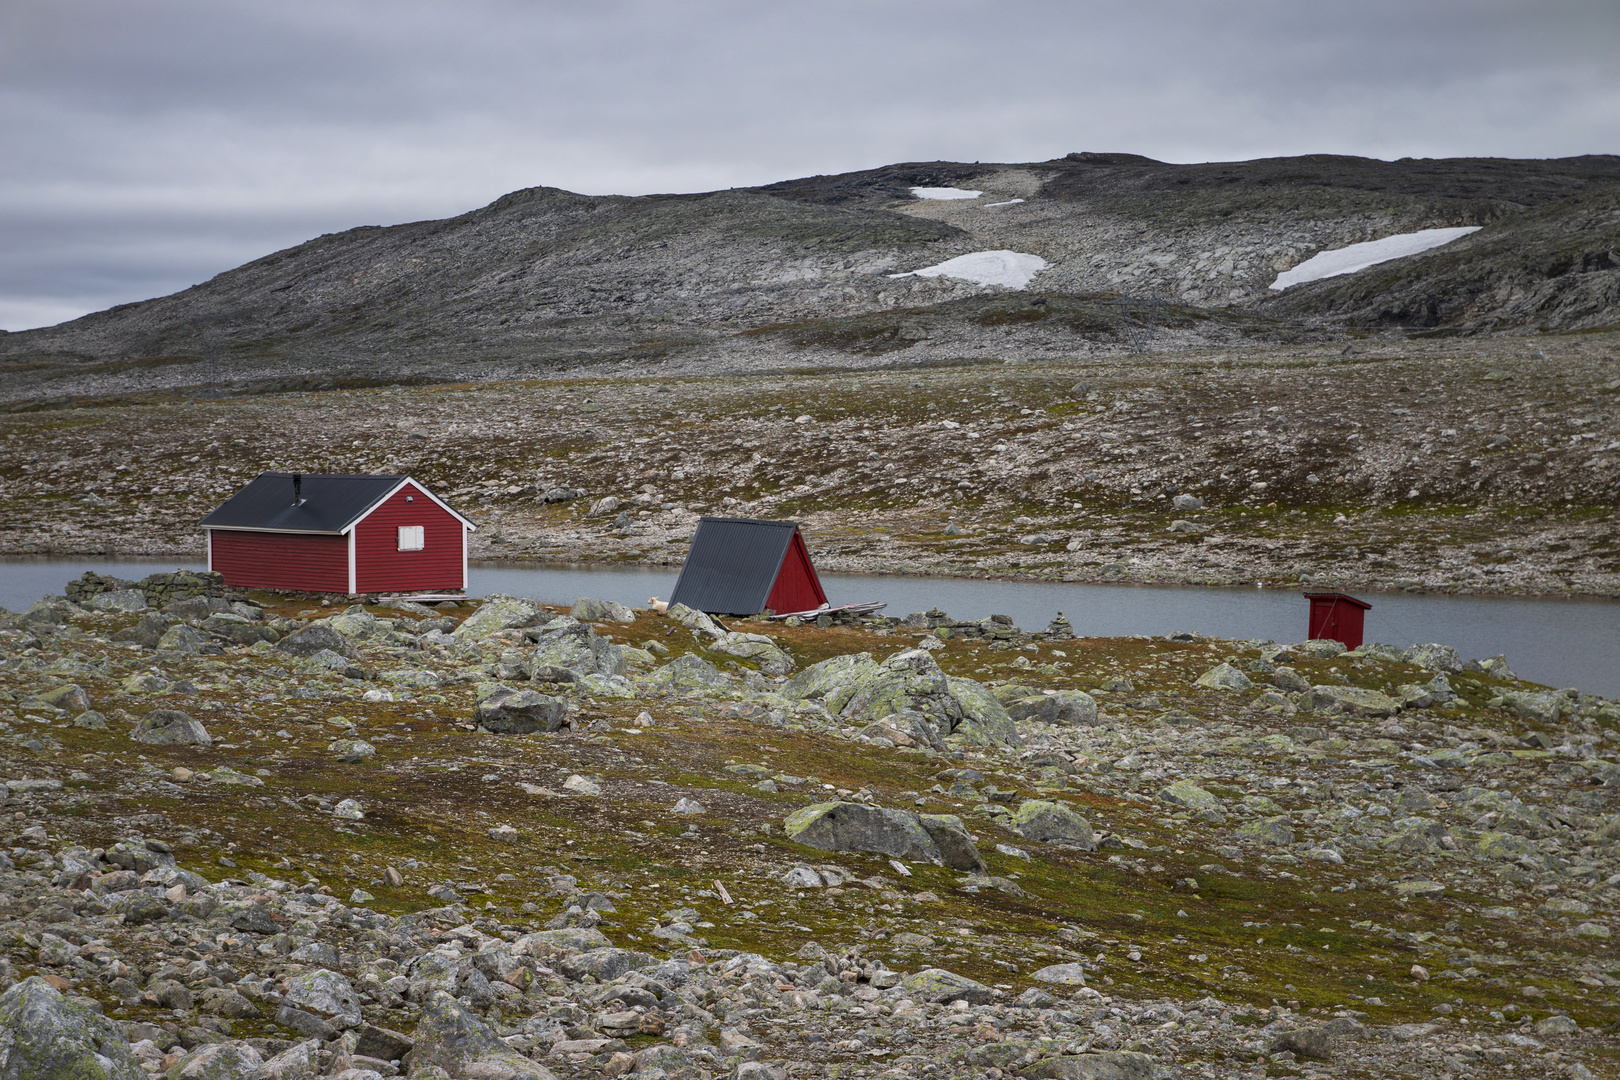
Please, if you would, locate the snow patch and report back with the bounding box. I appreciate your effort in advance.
[911,186,981,200]
[890,251,1049,289]
[1270,227,1482,290]
[984,198,1025,208]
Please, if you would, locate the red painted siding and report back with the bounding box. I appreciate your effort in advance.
[353,482,465,593]
[765,531,827,615]
[210,530,348,593]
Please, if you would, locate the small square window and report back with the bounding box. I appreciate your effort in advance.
[398,525,425,551]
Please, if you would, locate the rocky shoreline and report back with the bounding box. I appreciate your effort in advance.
[1,572,1617,1078]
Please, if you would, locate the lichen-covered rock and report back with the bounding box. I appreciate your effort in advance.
[111,612,177,648]
[1195,662,1253,691]
[1306,685,1400,717]
[779,653,879,701]
[156,624,223,655]
[641,653,731,692]
[163,1041,263,1079]
[556,947,655,983]
[328,738,377,762]
[1010,800,1095,848]
[1403,642,1463,672]
[1003,689,1099,726]
[39,684,91,711]
[0,976,144,1080]
[708,631,795,675]
[897,968,995,1005]
[1031,962,1089,985]
[1157,780,1225,822]
[474,686,568,734]
[1500,689,1564,723]
[409,990,557,1080]
[664,602,724,638]
[525,617,626,679]
[1024,1050,1157,1079]
[249,1038,320,1080]
[916,813,986,872]
[784,801,942,864]
[1237,815,1296,846]
[570,596,637,623]
[451,594,548,640]
[1475,831,1535,860]
[281,968,362,1028]
[130,709,212,746]
[791,649,1020,747]
[200,612,277,646]
[275,623,356,659]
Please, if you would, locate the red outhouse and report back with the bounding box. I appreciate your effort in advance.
[669,516,828,616]
[201,473,476,595]
[1305,592,1371,650]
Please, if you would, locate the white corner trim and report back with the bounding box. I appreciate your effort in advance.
[348,529,357,595]
[462,524,469,591]
[206,530,213,571]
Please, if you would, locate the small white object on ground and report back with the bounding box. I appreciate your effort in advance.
[890,250,1049,289]
[984,198,1025,207]
[911,186,981,200]
[1270,226,1481,290]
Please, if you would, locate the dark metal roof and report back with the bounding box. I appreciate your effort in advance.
[668,516,800,615]
[200,473,410,533]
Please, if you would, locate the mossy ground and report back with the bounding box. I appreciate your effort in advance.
[6,599,1615,1043]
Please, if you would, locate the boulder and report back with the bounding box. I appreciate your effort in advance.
[0,976,144,1080]
[897,968,995,1005]
[1195,663,1253,691]
[859,711,945,750]
[1237,816,1295,846]
[1003,689,1098,726]
[409,990,557,1080]
[1031,963,1089,985]
[784,801,942,864]
[328,738,377,762]
[1269,1025,1335,1061]
[130,710,212,746]
[163,1041,262,1078]
[708,631,796,675]
[557,947,655,983]
[39,684,91,711]
[789,649,1020,747]
[111,613,177,648]
[474,686,568,734]
[525,617,626,679]
[570,597,637,623]
[275,624,356,659]
[281,968,362,1028]
[641,654,731,692]
[1501,689,1563,723]
[1009,800,1095,849]
[1023,1051,1156,1079]
[916,814,986,872]
[86,588,148,612]
[451,595,548,641]
[201,613,277,646]
[1157,780,1224,821]
[156,624,223,655]
[663,602,724,638]
[1402,642,1463,673]
[1306,685,1400,718]
[249,1038,320,1080]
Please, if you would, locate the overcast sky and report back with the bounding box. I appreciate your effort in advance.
[3,0,1617,331]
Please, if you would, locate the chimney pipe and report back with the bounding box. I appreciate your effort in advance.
[292,473,302,505]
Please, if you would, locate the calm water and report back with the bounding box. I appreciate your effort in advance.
[4,557,1617,698]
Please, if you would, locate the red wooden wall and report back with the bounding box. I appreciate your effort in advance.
[765,531,828,615]
[353,482,465,593]
[210,531,348,593]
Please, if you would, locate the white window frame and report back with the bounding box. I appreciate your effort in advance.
[397,525,425,551]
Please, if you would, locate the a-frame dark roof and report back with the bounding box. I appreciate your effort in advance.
[669,516,801,615]
[200,473,470,534]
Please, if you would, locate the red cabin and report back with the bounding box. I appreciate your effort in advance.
[201,473,476,596]
[669,516,828,616]
[1305,592,1371,650]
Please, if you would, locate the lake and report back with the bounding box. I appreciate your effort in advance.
[4,556,1617,698]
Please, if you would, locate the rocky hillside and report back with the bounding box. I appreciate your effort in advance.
[1,574,1618,1078]
[2,153,1618,407]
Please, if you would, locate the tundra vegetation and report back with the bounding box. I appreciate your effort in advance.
[0,575,1617,1078]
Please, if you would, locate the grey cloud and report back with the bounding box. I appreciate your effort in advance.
[3,0,1618,329]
